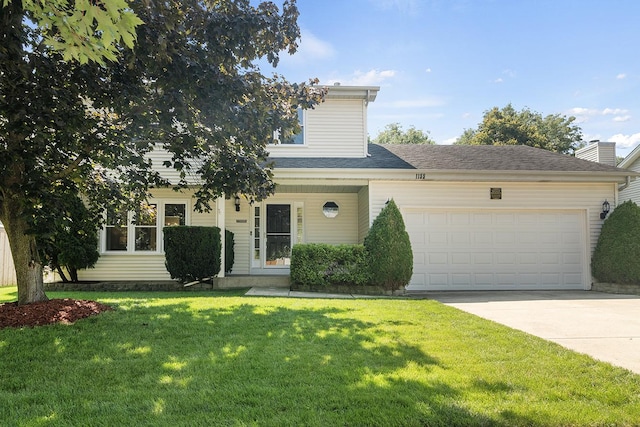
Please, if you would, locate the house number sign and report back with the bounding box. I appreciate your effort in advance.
[415,173,426,180]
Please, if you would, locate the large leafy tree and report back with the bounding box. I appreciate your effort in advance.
[454,104,584,154]
[0,0,325,304]
[5,0,142,64]
[372,123,435,145]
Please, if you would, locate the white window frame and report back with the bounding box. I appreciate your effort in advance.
[270,108,306,146]
[101,199,191,254]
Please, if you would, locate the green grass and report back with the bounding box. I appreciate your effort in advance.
[1,286,640,426]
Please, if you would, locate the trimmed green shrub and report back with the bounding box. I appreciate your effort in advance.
[164,226,221,282]
[290,243,370,286]
[225,229,235,273]
[592,200,640,284]
[36,193,100,283]
[364,199,413,291]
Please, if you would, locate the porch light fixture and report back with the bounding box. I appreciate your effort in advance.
[235,195,241,212]
[600,200,610,220]
[322,201,339,218]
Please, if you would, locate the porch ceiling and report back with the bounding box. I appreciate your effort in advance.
[275,185,364,193]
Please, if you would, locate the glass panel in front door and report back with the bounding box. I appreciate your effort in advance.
[266,204,291,266]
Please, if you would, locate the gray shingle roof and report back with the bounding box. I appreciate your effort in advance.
[270,143,629,173]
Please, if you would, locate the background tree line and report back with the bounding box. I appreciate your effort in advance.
[373,104,585,155]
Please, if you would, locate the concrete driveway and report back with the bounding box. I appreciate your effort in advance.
[425,290,640,374]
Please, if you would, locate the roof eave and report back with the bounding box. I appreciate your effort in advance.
[273,167,638,183]
[619,144,640,168]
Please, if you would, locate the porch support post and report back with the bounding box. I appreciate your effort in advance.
[217,195,225,278]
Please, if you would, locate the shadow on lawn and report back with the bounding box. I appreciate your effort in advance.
[1,298,524,426]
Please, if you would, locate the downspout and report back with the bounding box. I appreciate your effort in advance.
[619,175,632,191]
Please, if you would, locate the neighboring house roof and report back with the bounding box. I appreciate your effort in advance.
[271,144,633,176]
[619,143,640,169]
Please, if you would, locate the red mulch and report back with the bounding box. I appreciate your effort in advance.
[0,299,113,329]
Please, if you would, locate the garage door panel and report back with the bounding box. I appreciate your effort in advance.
[563,232,580,244]
[426,213,448,225]
[428,273,449,286]
[428,253,448,264]
[451,253,471,265]
[563,253,581,264]
[429,232,447,244]
[540,253,561,264]
[496,252,516,264]
[452,274,472,286]
[406,209,586,291]
[564,273,582,286]
[517,253,538,264]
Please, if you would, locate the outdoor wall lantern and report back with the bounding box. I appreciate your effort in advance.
[322,201,339,218]
[235,195,241,212]
[600,200,610,220]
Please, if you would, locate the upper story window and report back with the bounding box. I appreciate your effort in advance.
[272,108,305,145]
[104,200,188,253]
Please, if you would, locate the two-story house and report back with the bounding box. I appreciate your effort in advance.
[80,85,635,291]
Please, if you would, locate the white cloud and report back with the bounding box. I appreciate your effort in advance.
[602,108,629,115]
[280,29,334,65]
[442,137,458,145]
[425,68,432,73]
[567,107,631,123]
[387,97,445,108]
[328,69,397,86]
[370,0,419,14]
[609,133,640,148]
[493,78,503,84]
[568,107,597,116]
[617,73,627,80]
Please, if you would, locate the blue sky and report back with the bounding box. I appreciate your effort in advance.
[265,0,640,157]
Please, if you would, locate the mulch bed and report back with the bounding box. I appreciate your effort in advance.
[0,299,113,329]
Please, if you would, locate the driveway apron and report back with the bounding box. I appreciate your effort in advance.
[425,290,640,374]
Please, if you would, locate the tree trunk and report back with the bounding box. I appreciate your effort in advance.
[1,209,48,305]
[69,267,79,283]
[56,266,69,283]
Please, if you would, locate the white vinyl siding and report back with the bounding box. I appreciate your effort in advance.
[145,146,188,185]
[575,141,617,166]
[370,181,613,255]
[357,185,370,243]
[268,99,367,158]
[619,158,640,205]
[0,225,17,285]
[78,255,170,281]
[224,197,251,275]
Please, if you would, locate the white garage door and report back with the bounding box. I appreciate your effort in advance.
[404,209,586,291]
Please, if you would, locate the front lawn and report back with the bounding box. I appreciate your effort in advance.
[1,286,639,426]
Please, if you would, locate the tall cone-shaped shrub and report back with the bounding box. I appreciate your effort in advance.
[592,200,640,284]
[364,199,413,291]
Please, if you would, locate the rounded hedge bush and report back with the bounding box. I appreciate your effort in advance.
[164,226,221,282]
[592,200,640,284]
[364,199,413,291]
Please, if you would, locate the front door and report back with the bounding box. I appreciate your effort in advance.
[265,204,291,267]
